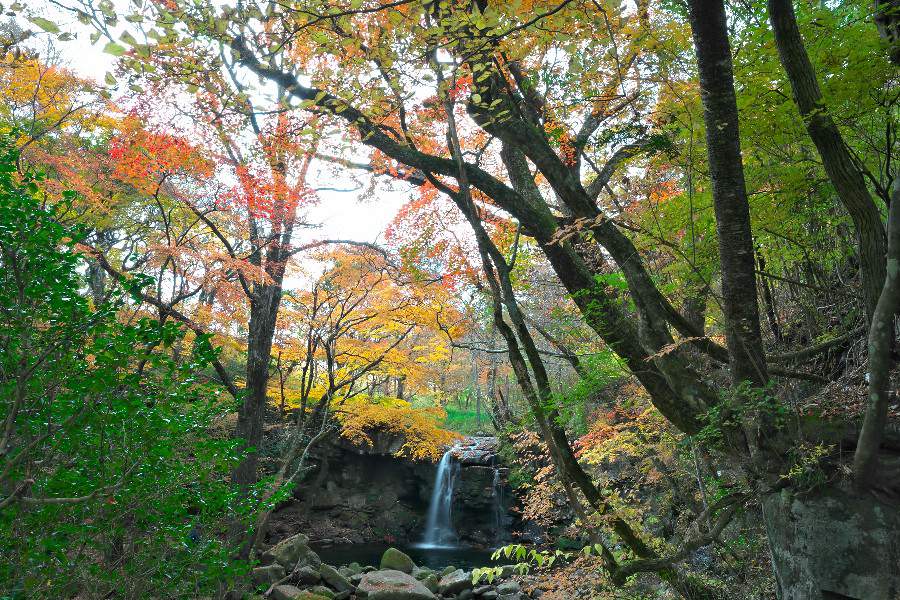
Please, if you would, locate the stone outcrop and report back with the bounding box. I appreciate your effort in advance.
[265,433,515,548]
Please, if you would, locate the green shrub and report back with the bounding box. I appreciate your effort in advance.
[0,142,247,598]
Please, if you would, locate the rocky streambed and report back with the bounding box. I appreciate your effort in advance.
[252,533,542,600]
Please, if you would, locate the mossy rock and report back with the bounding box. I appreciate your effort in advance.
[379,547,416,574]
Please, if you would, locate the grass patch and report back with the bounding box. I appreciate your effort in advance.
[443,404,493,435]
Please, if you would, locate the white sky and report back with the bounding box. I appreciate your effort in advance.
[21,4,414,251]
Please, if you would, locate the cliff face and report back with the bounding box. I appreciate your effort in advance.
[265,432,514,548]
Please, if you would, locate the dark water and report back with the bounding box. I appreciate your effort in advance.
[312,542,511,571]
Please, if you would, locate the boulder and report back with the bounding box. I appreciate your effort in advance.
[380,547,416,574]
[411,566,434,581]
[441,566,458,577]
[295,565,322,585]
[271,586,301,600]
[458,590,474,600]
[272,585,326,600]
[420,573,439,593]
[319,564,354,593]
[496,582,520,595]
[439,569,473,595]
[357,569,437,600]
[262,533,322,570]
[252,564,286,585]
[308,585,336,599]
[479,592,498,600]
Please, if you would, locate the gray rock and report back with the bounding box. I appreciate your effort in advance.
[411,566,435,580]
[252,564,285,585]
[420,573,439,593]
[380,547,417,574]
[263,533,315,569]
[439,569,473,595]
[309,585,336,599]
[498,594,520,600]
[350,573,364,585]
[333,592,351,600]
[479,592,498,600]
[319,564,354,593]
[357,569,437,600]
[441,566,458,577]
[347,562,363,575]
[496,582,519,595]
[271,585,303,600]
[498,566,515,579]
[295,565,322,585]
[458,590,474,600]
[472,585,493,595]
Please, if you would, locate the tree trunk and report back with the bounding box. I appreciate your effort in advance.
[768,0,886,323]
[233,283,282,488]
[762,486,900,599]
[758,249,783,343]
[687,0,768,387]
[853,179,900,487]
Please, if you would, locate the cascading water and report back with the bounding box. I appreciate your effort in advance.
[420,446,460,548]
[492,467,504,544]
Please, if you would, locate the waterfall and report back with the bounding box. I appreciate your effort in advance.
[492,465,511,544]
[420,446,460,548]
[492,467,503,543]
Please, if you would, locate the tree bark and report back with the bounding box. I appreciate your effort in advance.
[768,0,887,323]
[232,282,283,488]
[853,179,900,488]
[687,0,768,388]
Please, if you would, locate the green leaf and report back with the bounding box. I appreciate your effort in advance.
[103,41,127,56]
[30,17,60,33]
[120,30,138,46]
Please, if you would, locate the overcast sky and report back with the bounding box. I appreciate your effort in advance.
[22,3,414,251]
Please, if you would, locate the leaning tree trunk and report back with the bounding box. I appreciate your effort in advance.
[768,0,887,323]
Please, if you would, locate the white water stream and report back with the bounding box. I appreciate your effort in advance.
[419,446,460,548]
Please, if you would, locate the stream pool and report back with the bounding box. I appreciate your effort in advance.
[311,542,511,571]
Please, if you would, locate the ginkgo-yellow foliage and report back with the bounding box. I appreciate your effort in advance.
[336,396,461,462]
